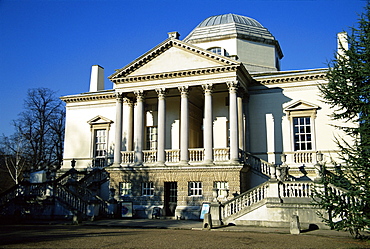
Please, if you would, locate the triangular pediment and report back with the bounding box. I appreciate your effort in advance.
[87,115,113,125]
[284,100,320,112]
[109,38,239,80]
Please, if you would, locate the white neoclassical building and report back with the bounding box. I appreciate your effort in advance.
[61,14,349,223]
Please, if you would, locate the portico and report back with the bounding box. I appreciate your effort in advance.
[113,80,249,167]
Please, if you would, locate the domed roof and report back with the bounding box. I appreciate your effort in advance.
[183,13,276,43]
[197,14,263,28]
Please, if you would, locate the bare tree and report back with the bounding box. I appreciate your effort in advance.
[1,88,65,177]
[0,131,27,184]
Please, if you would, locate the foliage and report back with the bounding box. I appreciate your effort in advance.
[315,2,370,238]
[0,88,65,184]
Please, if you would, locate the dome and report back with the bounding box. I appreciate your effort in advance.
[183,13,276,43]
[197,13,263,28]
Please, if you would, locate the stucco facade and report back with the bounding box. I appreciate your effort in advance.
[60,14,350,220]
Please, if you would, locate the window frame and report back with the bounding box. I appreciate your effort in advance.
[292,117,312,151]
[141,182,154,196]
[87,116,113,164]
[188,181,203,197]
[119,182,132,197]
[286,107,317,152]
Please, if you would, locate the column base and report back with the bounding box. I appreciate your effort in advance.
[110,163,121,168]
[155,161,165,166]
[203,159,214,165]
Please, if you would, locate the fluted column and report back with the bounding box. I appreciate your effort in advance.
[113,93,123,166]
[156,88,167,164]
[134,90,145,164]
[227,81,239,163]
[179,86,189,164]
[202,84,213,164]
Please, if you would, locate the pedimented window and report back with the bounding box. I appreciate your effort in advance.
[284,100,320,152]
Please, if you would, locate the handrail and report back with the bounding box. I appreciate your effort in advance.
[222,181,269,219]
[245,152,272,176]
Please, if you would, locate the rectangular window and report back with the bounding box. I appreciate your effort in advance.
[94,129,107,157]
[146,126,157,150]
[214,181,229,197]
[293,117,312,151]
[188,181,202,196]
[142,182,154,196]
[119,182,132,197]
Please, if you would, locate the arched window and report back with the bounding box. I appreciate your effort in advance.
[208,47,229,57]
[208,47,222,55]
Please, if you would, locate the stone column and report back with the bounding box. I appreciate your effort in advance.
[134,90,145,164]
[113,93,123,166]
[156,88,167,164]
[202,84,213,164]
[124,98,134,151]
[227,81,239,163]
[237,93,245,151]
[179,86,189,164]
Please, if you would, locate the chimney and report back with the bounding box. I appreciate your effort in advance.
[337,32,348,59]
[168,31,180,39]
[89,65,104,92]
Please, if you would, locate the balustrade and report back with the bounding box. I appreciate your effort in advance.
[121,151,135,164]
[222,182,268,218]
[294,152,313,163]
[143,150,157,163]
[165,149,180,162]
[119,147,245,164]
[245,153,272,176]
[213,148,230,161]
[189,148,204,162]
[280,182,313,197]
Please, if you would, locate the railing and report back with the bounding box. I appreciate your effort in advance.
[245,152,272,176]
[189,148,204,162]
[280,182,313,197]
[213,148,230,161]
[55,184,89,215]
[294,152,313,164]
[165,149,180,163]
[222,182,269,219]
[143,150,157,163]
[121,151,135,164]
[119,147,247,164]
[92,157,107,168]
[79,168,109,188]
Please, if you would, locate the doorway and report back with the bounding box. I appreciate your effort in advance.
[164,182,177,216]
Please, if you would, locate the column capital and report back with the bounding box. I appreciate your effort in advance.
[134,90,145,102]
[155,88,168,99]
[115,92,124,101]
[122,97,133,105]
[227,81,239,93]
[202,84,213,95]
[178,86,189,97]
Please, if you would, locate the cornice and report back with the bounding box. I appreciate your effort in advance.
[110,38,238,80]
[252,71,327,85]
[61,92,115,103]
[112,65,239,84]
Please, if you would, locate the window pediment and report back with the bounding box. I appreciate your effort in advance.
[284,100,319,112]
[87,115,113,126]
[284,100,320,118]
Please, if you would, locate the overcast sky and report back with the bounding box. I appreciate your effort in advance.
[0,0,366,136]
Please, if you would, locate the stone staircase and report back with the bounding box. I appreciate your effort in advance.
[217,153,327,228]
[0,167,110,221]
